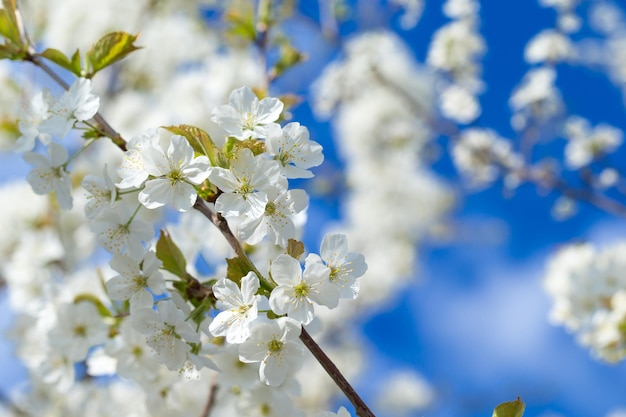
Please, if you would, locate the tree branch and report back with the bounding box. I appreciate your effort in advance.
[299,328,376,417]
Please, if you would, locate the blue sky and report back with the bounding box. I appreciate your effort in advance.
[289,1,626,416]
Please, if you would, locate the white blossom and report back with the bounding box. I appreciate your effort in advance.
[24,142,73,210]
[210,148,282,217]
[137,135,210,211]
[82,165,118,219]
[269,254,339,324]
[106,250,165,312]
[238,317,304,387]
[238,186,308,248]
[265,122,324,179]
[89,206,154,259]
[211,85,283,139]
[40,77,100,139]
[48,301,108,362]
[308,233,368,299]
[16,90,53,152]
[132,299,201,371]
[209,272,262,344]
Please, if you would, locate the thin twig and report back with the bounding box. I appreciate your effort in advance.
[24,53,127,151]
[299,328,376,417]
[192,197,377,416]
[198,381,219,417]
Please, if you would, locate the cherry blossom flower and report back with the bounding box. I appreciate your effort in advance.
[210,148,282,218]
[48,301,109,362]
[269,254,339,324]
[237,383,305,417]
[24,142,73,210]
[82,165,118,219]
[40,77,100,139]
[211,85,283,139]
[132,299,201,371]
[16,90,53,152]
[137,135,210,211]
[106,319,160,382]
[238,186,308,247]
[209,272,263,344]
[89,206,154,259]
[106,250,165,312]
[315,406,352,417]
[265,123,324,179]
[238,317,304,387]
[117,129,160,189]
[307,233,368,299]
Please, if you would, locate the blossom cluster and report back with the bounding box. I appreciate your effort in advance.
[9,80,369,415]
[545,242,626,362]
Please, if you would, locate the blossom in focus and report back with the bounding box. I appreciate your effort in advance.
[238,186,308,248]
[269,254,339,324]
[211,85,283,139]
[265,122,324,179]
[306,233,368,299]
[209,272,262,344]
[238,317,304,387]
[209,148,282,218]
[137,135,211,211]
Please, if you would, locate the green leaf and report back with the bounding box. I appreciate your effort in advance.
[40,48,84,75]
[0,44,15,60]
[286,239,305,260]
[224,137,265,158]
[492,397,525,417]
[225,9,256,41]
[70,49,82,74]
[86,31,141,77]
[156,229,187,278]
[272,42,305,78]
[74,294,112,318]
[0,0,20,45]
[226,256,252,285]
[162,124,228,168]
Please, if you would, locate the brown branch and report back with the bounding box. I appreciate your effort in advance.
[192,197,376,416]
[24,53,127,151]
[518,166,626,218]
[198,381,219,417]
[299,328,376,417]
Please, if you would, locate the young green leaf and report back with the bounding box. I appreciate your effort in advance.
[40,48,83,76]
[73,294,113,318]
[492,397,525,417]
[162,124,228,168]
[86,31,141,77]
[226,256,252,285]
[155,229,187,278]
[0,0,20,46]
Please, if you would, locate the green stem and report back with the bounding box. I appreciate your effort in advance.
[63,138,96,168]
[124,203,142,227]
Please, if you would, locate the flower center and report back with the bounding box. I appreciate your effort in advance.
[264,201,276,216]
[293,281,310,298]
[168,169,184,185]
[268,338,283,353]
